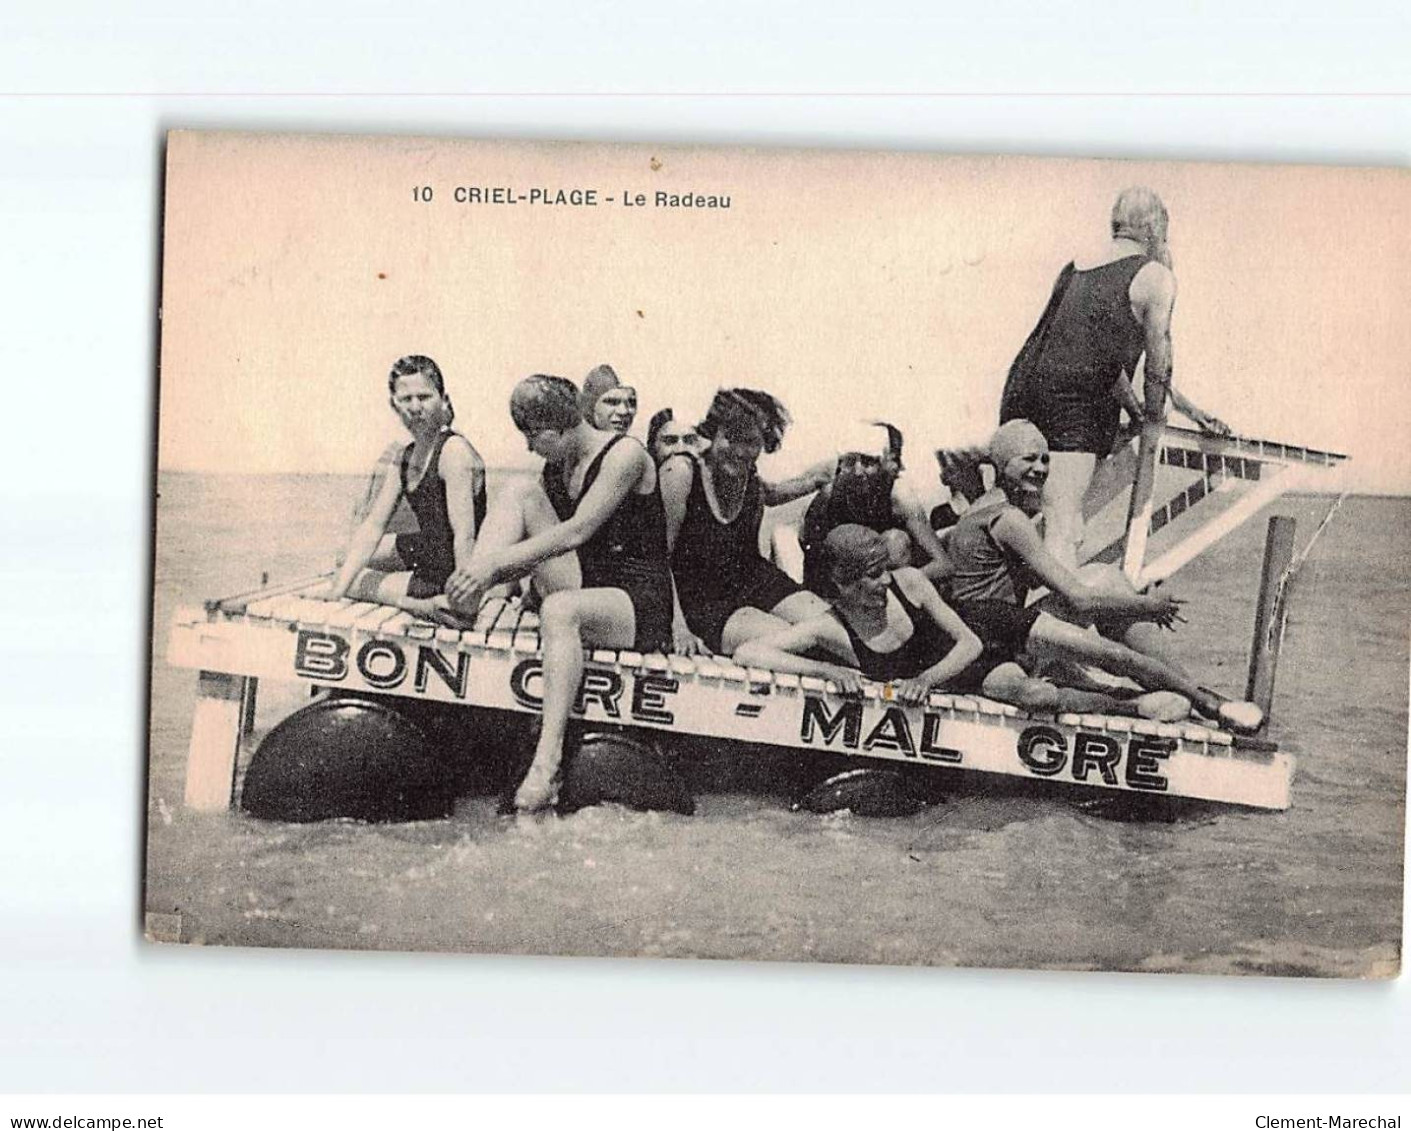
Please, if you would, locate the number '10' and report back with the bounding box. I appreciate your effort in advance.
[413,186,433,202]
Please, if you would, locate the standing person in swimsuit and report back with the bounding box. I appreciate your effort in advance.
[443,375,672,811]
[659,388,833,656]
[319,355,485,617]
[998,187,1230,566]
[580,363,638,435]
[737,525,1191,720]
[944,419,1264,732]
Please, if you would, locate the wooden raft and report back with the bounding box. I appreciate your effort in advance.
[168,582,1294,814]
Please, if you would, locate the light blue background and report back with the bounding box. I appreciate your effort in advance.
[1,1,1407,1093]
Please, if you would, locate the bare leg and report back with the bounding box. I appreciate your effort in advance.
[719,590,831,656]
[517,587,637,811]
[346,568,412,605]
[1028,612,1220,715]
[1044,562,1193,677]
[365,534,407,573]
[981,663,1189,721]
[454,480,580,613]
[1043,450,1098,569]
[513,481,582,597]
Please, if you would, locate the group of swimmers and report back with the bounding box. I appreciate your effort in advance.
[320,186,1262,812]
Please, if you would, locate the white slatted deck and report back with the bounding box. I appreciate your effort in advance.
[169,582,1294,813]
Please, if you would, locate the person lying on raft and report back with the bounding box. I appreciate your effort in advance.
[319,355,486,617]
[660,388,834,656]
[580,363,638,435]
[646,407,706,465]
[943,419,1264,732]
[798,421,953,592]
[442,374,673,811]
[736,525,1191,720]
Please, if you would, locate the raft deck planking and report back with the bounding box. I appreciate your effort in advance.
[169,584,1293,814]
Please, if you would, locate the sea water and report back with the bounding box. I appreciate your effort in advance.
[144,472,1407,975]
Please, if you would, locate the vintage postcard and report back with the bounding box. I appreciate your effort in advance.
[147,130,1408,975]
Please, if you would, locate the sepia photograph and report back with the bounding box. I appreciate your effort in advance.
[146,129,1408,977]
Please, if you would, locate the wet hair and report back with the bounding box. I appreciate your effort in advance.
[510,374,583,434]
[388,354,454,425]
[697,388,790,454]
[646,407,674,450]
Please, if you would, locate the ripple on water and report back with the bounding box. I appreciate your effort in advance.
[145,481,1408,974]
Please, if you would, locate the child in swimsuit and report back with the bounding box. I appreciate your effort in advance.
[443,374,673,812]
[737,524,1197,720]
[320,355,485,617]
[660,388,834,656]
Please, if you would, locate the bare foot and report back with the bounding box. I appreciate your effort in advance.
[425,596,477,629]
[1134,691,1191,722]
[514,758,560,812]
[1216,699,1264,735]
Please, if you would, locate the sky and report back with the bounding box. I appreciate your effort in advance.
[159,132,1411,493]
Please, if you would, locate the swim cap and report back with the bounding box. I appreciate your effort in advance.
[824,524,892,585]
[511,374,582,433]
[988,419,1046,470]
[579,364,621,418]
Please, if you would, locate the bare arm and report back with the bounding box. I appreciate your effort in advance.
[991,510,1180,625]
[1127,254,1230,434]
[892,569,984,701]
[760,457,834,506]
[658,453,694,553]
[892,479,951,568]
[657,454,704,654]
[1112,372,1146,422]
[486,440,650,584]
[438,437,484,573]
[1168,385,1232,436]
[733,618,864,694]
[326,453,405,598]
[1129,260,1176,422]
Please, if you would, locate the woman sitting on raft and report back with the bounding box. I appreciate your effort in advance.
[660,388,834,656]
[580,363,638,435]
[943,419,1264,732]
[737,525,1192,719]
[320,355,486,617]
[442,374,673,811]
[798,421,953,592]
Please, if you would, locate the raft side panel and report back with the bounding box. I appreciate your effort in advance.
[168,593,1293,812]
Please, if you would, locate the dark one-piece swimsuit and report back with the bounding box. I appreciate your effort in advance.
[834,581,1007,694]
[541,434,674,653]
[670,454,804,654]
[999,254,1150,456]
[396,429,486,599]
